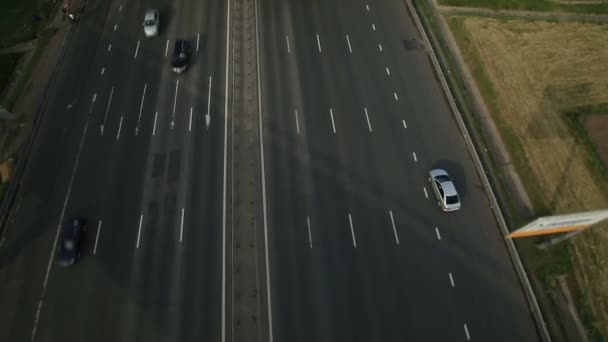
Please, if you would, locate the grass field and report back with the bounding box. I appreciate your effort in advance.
[447,16,608,339]
[439,0,608,14]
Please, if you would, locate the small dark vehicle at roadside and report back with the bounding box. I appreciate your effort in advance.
[57,218,86,267]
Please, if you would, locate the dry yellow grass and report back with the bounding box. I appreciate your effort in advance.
[447,16,608,335]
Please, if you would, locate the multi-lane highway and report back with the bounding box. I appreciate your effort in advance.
[0,0,227,341]
[0,0,542,340]
[258,0,540,341]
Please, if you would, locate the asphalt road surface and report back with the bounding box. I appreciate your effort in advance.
[258,0,540,341]
[0,0,542,341]
[0,0,227,341]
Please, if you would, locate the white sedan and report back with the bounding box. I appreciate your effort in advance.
[429,168,461,211]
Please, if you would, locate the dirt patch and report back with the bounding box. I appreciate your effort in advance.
[447,16,608,338]
[583,114,608,168]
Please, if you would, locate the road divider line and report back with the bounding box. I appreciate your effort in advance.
[108,44,112,52]
[153,111,158,136]
[197,33,200,51]
[93,220,102,255]
[346,34,352,53]
[449,273,455,287]
[134,40,140,59]
[173,80,179,115]
[402,119,407,128]
[329,108,336,133]
[366,4,370,11]
[364,107,372,132]
[412,152,417,162]
[101,67,105,75]
[389,210,399,245]
[378,44,383,52]
[114,24,117,31]
[464,324,471,340]
[180,208,185,242]
[393,92,398,101]
[116,116,123,141]
[316,33,322,52]
[435,227,441,240]
[286,35,291,53]
[348,213,357,248]
[307,216,312,248]
[386,67,390,75]
[424,187,428,198]
[372,24,376,31]
[101,86,114,136]
[136,83,147,136]
[189,107,193,132]
[295,110,300,135]
[206,76,212,129]
[165,40,170,57]
[136,214,143,249]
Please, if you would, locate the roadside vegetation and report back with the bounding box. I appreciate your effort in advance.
[439,0,608,14]
[447,15,608,340]
[0,0,55,99]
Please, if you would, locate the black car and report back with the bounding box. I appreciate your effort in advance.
[171,39,191,74]
[57,218,85,267]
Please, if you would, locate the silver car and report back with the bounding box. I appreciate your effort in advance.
[143,9,159,37]
[429,168,461,211]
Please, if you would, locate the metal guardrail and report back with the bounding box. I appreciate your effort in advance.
[0,3,76,239]
[404,1,551,341]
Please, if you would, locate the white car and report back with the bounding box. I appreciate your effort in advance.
[429,168,461,211]
[143,9,159,37]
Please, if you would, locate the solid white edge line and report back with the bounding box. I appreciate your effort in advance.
[93,220,102,255]
[449,273,455,287]
[435,227,441,240]
[389,210,399,245]
[286,35,291,53]
[346,34,352,53]
[180,208,185,242]
[30,299,44,340]
[222,0,231,339]
[316,33,322,52]
[197,33,200,51]
[42,121,89,291]
[424,187,428,198]
[189,107,193,132]
[464,324,471,340]
[254,0,274,337]
[116,116,123,141]
[329,108,336,133]
[153,111,158,136]
[348,213,357,248]
[295,110,300,135]
[134,40,140,59]
[165,40,170,57]
[136,214,143,248]
[364,107,372,132]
